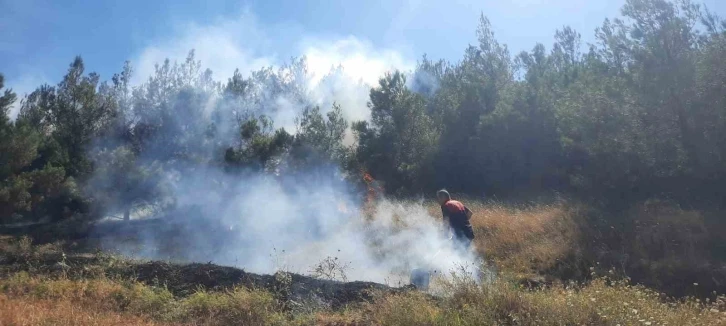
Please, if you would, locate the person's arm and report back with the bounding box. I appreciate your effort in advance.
[465,206,473,219]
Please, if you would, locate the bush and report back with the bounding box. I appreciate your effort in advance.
[179,287,286,325]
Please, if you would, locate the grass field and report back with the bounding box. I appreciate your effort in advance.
[1,267,723,325]
[2,198,726,325]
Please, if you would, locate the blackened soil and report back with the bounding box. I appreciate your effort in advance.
[114,260,400,308]
[0,251,407,309]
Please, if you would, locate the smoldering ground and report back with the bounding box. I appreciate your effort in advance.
[91,168,483,285]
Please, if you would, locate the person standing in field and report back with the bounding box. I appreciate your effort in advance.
[437,189,475,253]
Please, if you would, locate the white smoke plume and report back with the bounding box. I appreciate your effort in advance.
[87,12,479,286]
[97,167,481,285]
[89,60,482,284]
[130,11,414,132]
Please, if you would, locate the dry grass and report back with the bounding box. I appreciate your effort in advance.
[0,272,289,326]
[426,199,579,277]
[471,202,578,275]
[0,294,165,326]
[3,198,726,325]
[312,275,726,326]
[2,272,723,326]
[0,268,171,325]
[177,287,286,325]
[1,242,725,325]
[425,197,726,299]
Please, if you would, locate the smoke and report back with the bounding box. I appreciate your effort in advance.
[86,14,479,285]
[96,166,480,285]
[408,68,441,97]
[129,11,414,131]
[88,59,481,284]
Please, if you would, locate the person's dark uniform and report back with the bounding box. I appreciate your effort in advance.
[441,200,475,251]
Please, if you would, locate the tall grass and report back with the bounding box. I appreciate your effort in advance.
[469,201,578,276]
[0,272,290,325]
[349,275,726,326]
[2,272,723,325]
[426,197,726,298]
[0,294,166,326]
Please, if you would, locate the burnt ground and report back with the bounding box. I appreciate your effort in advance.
[111,260,404,309]
[0,218,417,310]
[0,234,412,310]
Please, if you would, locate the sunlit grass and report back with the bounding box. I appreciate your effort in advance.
[2,198,726,325]
[0,294,166,326]
[1,269,724,325]
[424,198,579,278]
[0,272,291,326]
[315,274,726,325]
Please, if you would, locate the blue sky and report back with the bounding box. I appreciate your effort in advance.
[2,0,725,114]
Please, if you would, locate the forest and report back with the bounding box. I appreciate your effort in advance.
[3,0,726,225]
[3,0,726,280]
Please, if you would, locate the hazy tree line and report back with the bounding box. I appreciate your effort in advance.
[356,0,726,204]
[1,0,725,223]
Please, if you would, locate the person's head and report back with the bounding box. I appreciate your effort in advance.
[436,189,451,205]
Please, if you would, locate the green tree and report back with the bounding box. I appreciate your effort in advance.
[88,146,167,220]
[0,74,69,222]
[290,103,348,167]
[353,71,439,194]
[19,57,117,178]
[224,115,293,173]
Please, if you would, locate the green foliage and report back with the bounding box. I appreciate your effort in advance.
[353,71,439,194]
[224,115,294,173]
[88,146,167,220]
[19,57,117,177]
[3,0,726,223]
[351,0,726,203]
[290,103,348,168]
[0,75,73,223]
